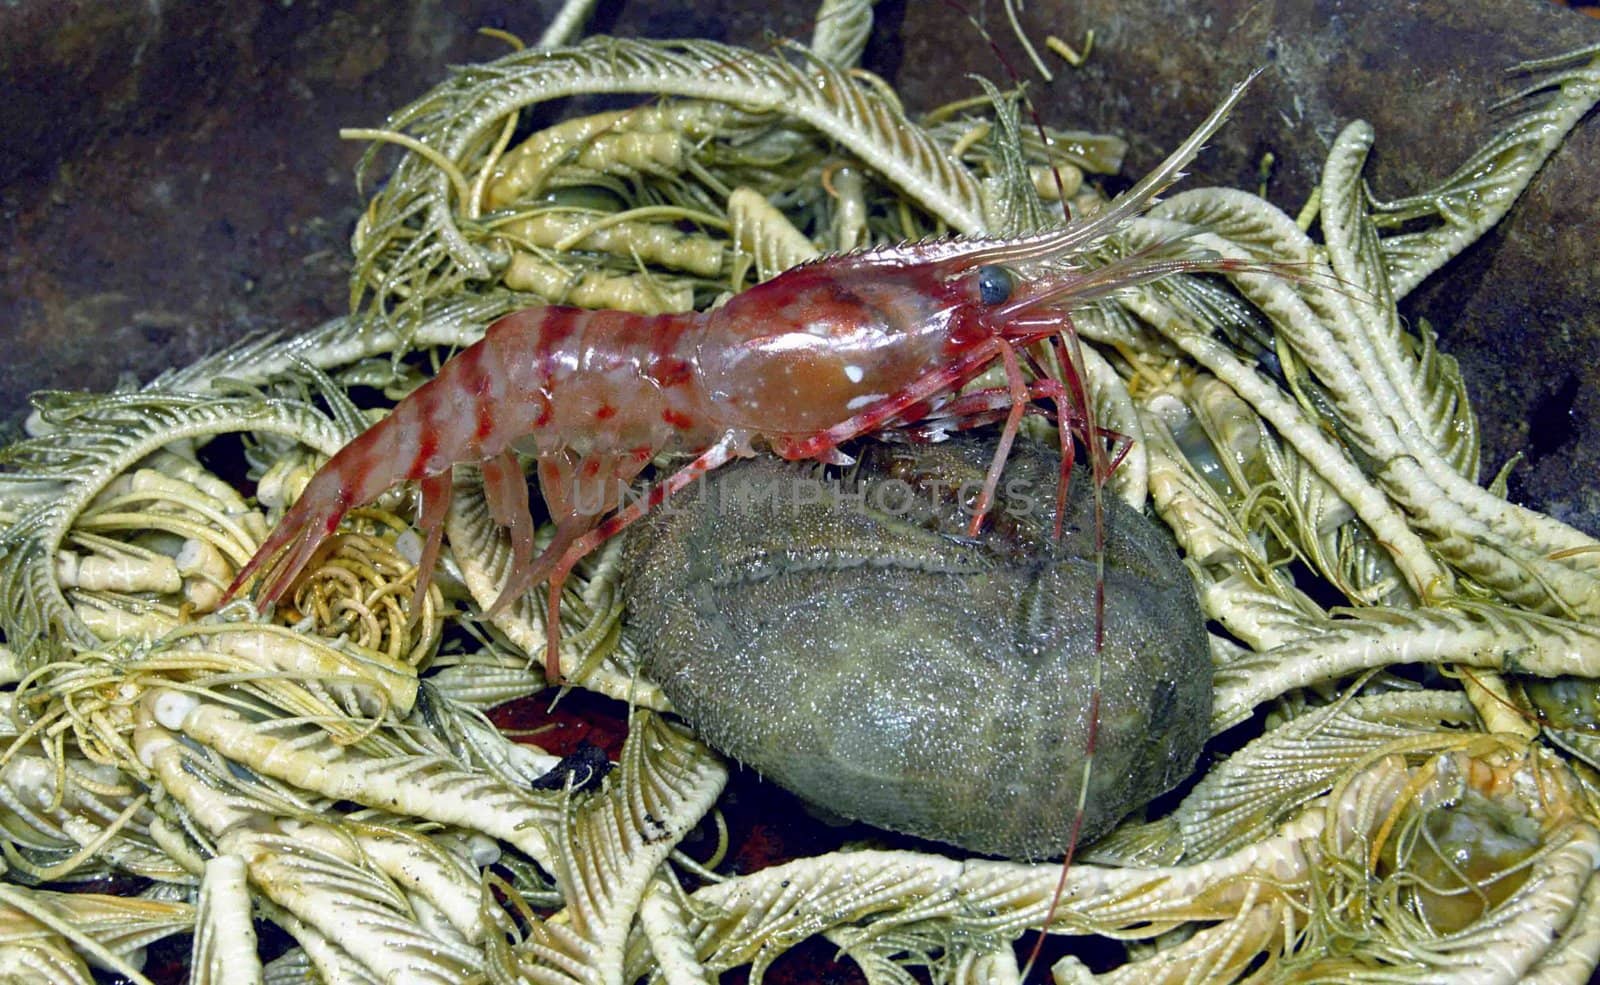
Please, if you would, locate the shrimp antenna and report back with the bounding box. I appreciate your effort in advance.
[955,68,1261,269]
[995,62,1261,984]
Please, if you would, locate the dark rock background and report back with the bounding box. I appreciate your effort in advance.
[2,0,1596,527]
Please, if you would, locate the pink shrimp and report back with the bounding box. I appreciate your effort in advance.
[225,78,1255,684]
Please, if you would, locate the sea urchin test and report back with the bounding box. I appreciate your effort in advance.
[623,432,1210,858]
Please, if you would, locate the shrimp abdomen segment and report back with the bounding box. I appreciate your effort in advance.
[493,305,715,457]
[227,304,715,619]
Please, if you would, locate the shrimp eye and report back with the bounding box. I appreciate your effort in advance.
[977,265,1013,306]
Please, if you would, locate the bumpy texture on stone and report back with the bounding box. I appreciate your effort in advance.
[623,434,1211,859]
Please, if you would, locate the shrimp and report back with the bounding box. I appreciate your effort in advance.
[225,77,1257,684]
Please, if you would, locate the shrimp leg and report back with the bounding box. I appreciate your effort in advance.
[405,471,453,624]
[893,384,1131,479]
[897,377,1066,428]
[476,454,598,683]
[966,338,1030,537]
[773,336,1044,536]
[530,514,599,683]
[482,450,666,683]
[772,342,1005,462]
[538,434,746,679]
[481,450,537,613]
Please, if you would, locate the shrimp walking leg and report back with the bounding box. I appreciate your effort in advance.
[484,449,666,682]
[547,433,747,634]
[479,454,599,682]
[967,338,1031,537]
[1047,335,1084,536]
[529,515,598,682]
[771,335,1064,536]
[475,438,742,684]
[769,342,1010,465]
[481,450,536,612]
[405,471,453,623]
[901,378,1068,430]
[480,455,589,622]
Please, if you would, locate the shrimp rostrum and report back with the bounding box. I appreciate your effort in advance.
[227,79,1257,682]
